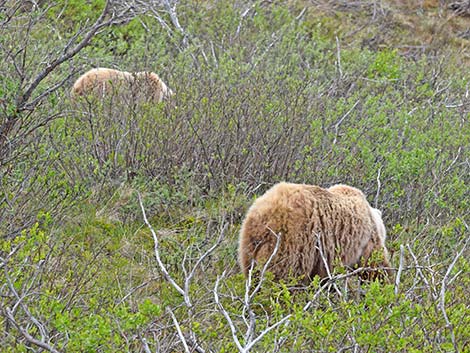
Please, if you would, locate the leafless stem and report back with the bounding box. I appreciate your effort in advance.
[163,0,188,46]
[295,7,307,20]
[18,0,114,110]
[185,222,227,296]
[168,307,191,353]
[5,269,49,339]
[332,100,360,145]
[406,244,435,299]
[0,242,23,269]
[214,272,244,352]
[315,231,341,295]
[138,192,186,301]
[241,227,281,344]
[249,226,281,301]
[215,269,292,353]
[394,244,405,295]
[336,36,343,79]
[4,308,61,353]
[243,315,291,352]
[117,276,158,305]
[236,3,257,36]
[141,337,152,353]
[214,227,293,353]
[138,192,213,353]
[439,237,468,353]
[443,146,462,175]
[374,166,382,208]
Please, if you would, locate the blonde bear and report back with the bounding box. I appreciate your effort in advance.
[71,68,173,103]
[238,182,390,282]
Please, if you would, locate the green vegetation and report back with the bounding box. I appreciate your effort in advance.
[1,0,468,352]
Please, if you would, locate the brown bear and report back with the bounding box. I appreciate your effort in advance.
[71,68,173,103]
[238,182,390,283]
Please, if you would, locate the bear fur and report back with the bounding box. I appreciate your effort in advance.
[71,68,173,103]
[238,182,390,282]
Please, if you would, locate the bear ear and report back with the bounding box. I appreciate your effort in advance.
[372,208,382,217]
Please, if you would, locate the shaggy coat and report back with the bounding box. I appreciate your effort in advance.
[238,182,390,282]
[71,68,173,103]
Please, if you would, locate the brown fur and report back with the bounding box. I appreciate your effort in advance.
[71,68,173,103]
[238,182,390,282]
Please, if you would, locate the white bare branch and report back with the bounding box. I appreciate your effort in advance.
[439,237,468,353]
[332,100,360,145]
[141,337,152,353]
[394,244,405,295]
[138,192,186,300]
[249,226,281,301]
[4,308,61,353]
[168,307,191,353]
[336,36,343,79]
[374,166,382,208]
[214,271,244,352]
[186,222,227,294]
[315,231,341,296]
[214,228,292,353]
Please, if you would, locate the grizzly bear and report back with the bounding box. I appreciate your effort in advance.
[238,182,390,282]
[71,68,173,103]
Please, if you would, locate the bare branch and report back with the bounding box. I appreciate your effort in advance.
[239,227,282,345]
[5,270,48,341]
[315,231,341,296]
[374,166,382,208]
[163,0,188,46]
[168,307,191,353]
[0,241,23,269]
[394,244,405,295]
[336,36,343,79]
[18,0,114,110]
[141,337,152,353]
[214,271,244,352]
[406,244,436,299]
[186,222,227,293]
[214,229,291,353]
[117,276,159,305]
[138,192,185,299]
[22,71,77,111]
[439,237,468,353]
[243,314,291,352]
[332,100,360,145]
[236,2,257,37]
[4,308,61,353]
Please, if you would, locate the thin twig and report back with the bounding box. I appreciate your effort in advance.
[439,237,469,353]
[332,100,360,145]
[394,244,405,295]
[214,272,244,352]
[163,0,188,46]
[117,277,158,305]
[4,309,61,353]
[168,307,191,353]
[138,192,186,300]
[249,226,281,301]
[141,337,152,353]
[186,222,227,294]
[336,36,343,79]
[315,231,341,295]
[374,166,382,208]
[236,3,257,36]
[18,0,114,109]
[243,314,291,352]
